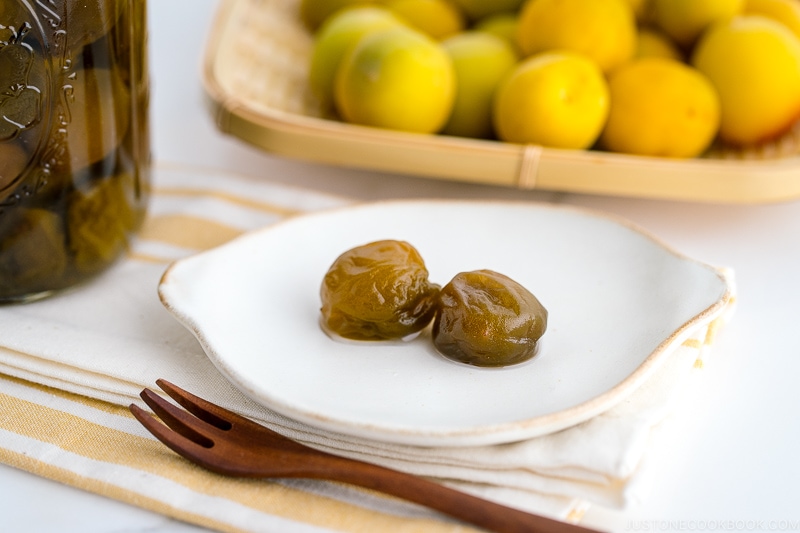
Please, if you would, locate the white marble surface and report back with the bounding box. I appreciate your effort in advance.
[2,1,800,531]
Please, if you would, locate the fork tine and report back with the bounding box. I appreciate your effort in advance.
[156,379,238,430]
[139,388,216,447]
[129,403,218,466]
[156,380,324,454]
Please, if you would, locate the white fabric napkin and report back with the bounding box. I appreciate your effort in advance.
[0,164,736,526]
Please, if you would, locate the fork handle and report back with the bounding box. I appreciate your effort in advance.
[292,452,599,533]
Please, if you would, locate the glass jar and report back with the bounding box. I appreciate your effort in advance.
[0,0,150,303]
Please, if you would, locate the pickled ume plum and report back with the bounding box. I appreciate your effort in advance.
[320,242,548,368]
[320,240,440,341]
[432,269,548,367]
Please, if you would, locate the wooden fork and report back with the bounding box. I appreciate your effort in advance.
[129,379,602,533]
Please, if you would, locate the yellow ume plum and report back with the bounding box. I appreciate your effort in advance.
[635,28,684,60]
[621,0,649,21]
[650,0,745,47]
[449,0,526,21]
[600,58,720,158]
[308,6,403,107]
[744,0,800,38]
[303,0,800,160]
[692,15,800,146]
[300,0,376,31]
[493,51,610,149]
[474,12,520,53]
[381,0,465,40]
[441,32,518,139]
[516,0,637,73]
[335,26,456,133]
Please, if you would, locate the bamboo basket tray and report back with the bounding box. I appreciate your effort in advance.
[201,0,800,203]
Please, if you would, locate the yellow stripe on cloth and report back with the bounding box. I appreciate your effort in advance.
[137,214,245,251]
[0,374,478,533]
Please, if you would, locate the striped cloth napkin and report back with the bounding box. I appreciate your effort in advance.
[0,164,736,532]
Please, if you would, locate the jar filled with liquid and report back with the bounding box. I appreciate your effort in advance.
[0,0,150,302]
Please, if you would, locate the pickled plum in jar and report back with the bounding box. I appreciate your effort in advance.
[0,0,150,303]
[320,240,440,341]
[432,269,548,367]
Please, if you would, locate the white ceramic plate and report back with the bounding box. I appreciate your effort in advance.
[159,200,731,447]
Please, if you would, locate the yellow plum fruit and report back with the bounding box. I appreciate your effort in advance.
[449,0,525,21]
[300,0,376,31]
[474,12,520,53]
[516,0,637,73]
[650,0,744,48]
[308,6,403,106]
[600,58,720,158]
[441,31,518,138]
[493,51,610,149]
[635,27,684,60]
[744,0,800,38]
[335,26,456,133]
[692,15,800,145]
[382,0,465,39]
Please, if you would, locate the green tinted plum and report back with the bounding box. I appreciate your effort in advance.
[432,269,547,367]
[320,240,440,341]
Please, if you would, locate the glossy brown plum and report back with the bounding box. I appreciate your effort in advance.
[320,240,440,341]
[432,269,547,367]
